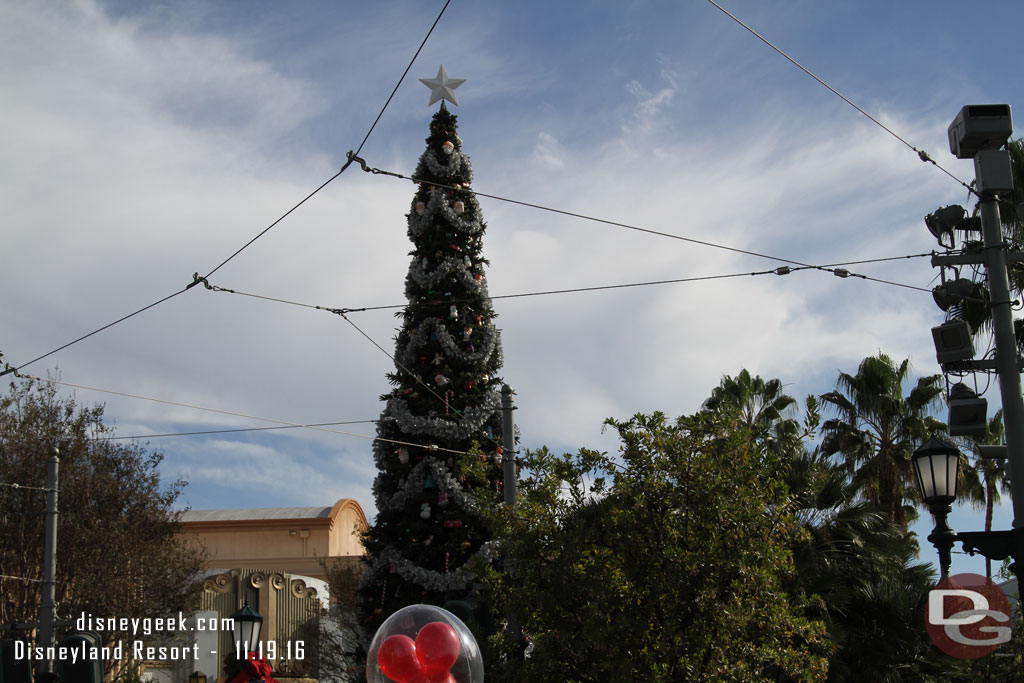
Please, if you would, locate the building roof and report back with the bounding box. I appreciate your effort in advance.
[179,506,333,522]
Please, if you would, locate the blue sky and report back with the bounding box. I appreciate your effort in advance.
[3,0,1023,578]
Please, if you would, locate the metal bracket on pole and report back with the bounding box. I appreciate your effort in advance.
[932,252,1024,267]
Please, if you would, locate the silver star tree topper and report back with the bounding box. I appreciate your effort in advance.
[419,65,465,106]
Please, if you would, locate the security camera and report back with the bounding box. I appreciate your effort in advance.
[948,104,1013,159]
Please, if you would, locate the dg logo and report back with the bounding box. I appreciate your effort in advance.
[925,572,1013,659]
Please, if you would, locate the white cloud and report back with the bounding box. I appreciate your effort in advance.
[531,132,565,170]
[2,0,1004,529]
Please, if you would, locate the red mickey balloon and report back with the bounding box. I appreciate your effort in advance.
[415,621,461,677]
[378,634,420,683]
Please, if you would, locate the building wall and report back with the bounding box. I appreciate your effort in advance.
[179,499,368,582]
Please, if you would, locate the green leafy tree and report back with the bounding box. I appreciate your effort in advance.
[357,104,506,633]
[819,353,945,529]
[704,372,951,679]
[0,376,205,637]
[486,411,828,682]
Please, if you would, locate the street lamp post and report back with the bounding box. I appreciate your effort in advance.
[912,438,960,577]
[913,438,1024,582]
[231,600,264,683]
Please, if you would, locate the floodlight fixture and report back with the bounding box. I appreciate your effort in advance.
[925,205,982,247]
[948,383,988,437]
[931,319,975,365]
[932,278,983,312]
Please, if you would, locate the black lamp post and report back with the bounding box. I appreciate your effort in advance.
[231,599,264,682]
[913,437,1024,581]
[912,437,961,577]
[232,599,263,652]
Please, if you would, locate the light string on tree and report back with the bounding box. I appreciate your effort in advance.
[377,457,481,515]
[336,311,506,455]
[360,542,500,594]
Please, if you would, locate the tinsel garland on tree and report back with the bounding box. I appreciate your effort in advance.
[357,104,506,630]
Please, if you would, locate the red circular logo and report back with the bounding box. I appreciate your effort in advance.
[925,572,1012,659]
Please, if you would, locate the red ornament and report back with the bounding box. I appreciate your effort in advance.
[443,519,463,528]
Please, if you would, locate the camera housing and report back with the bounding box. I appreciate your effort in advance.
[947,104,1013,159]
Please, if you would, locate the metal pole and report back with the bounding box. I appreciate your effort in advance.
[977,169,1024,530]
[37,446,60,677]
[499,384,522,652]
[500,384,517,505]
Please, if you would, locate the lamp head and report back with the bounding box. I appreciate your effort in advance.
[913,437,961,507]
[231,599,263,652]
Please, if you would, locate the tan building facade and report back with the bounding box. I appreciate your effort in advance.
[178,499,369,581]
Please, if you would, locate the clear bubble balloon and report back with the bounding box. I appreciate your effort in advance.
[366,604,484,683]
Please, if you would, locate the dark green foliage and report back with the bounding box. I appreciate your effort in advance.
[485,411,829,682]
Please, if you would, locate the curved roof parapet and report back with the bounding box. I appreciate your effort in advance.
[179,498,367,528]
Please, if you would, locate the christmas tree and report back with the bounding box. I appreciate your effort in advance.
[357,70,507,633]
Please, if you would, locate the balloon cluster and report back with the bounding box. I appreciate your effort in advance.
[366,605,483,683]
[379,622,458,682]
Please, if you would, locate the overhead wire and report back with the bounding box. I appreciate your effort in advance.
[350,156,932,293]
[18,374,476,458]
[0,575,43,584]
[333,311,508,455]
[100,420,379,441]
[194,255,934,324]
[703,0,974,195]
[0,1,452,378]
[200,0,452,281]
[0,482,57,492]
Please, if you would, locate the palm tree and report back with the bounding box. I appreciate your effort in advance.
[963,410,1010,579]
[702,369,798,434]
[787,444,947,680]
[819,353,945,529]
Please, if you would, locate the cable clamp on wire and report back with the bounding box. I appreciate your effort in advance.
[187,272,213,290]
[774,266,792,276]
[345,151,371,174]
[0,361,21,378]
[918,149,933,163]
